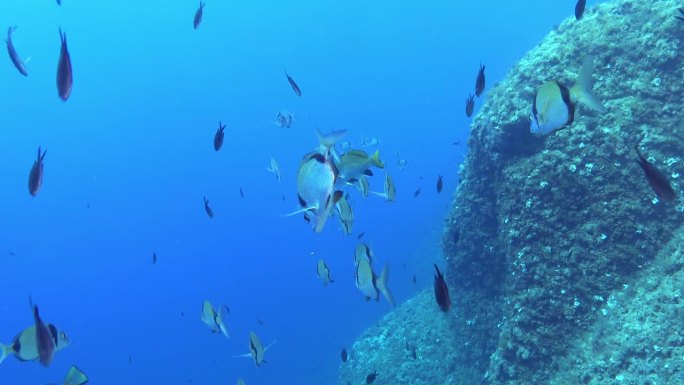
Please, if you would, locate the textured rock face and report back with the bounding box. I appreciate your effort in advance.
[341,1,684,384]
[443,0,684,384]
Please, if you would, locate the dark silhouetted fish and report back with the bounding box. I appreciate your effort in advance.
[56,28,72,101]
[214,122,226,151]
[340,347,348,363]
[193,1,205,30]
[356,232,365,240]
[465,94,474,117]
[412,275,416,284]
[285,71,302,96]
[57,0,61,4]
[239,187,244,198]
[152,252,157,264]
[433,264,451,312]
[635,140,676,202]
[6,26,28,76]
[31,301,54,366]
[28,147,46,197]
[203,196,214,218]
[413,188,421,197]
[475,64,485,97]
[366,370,377,384]
[436,175,443,193]
[575,0,586,20]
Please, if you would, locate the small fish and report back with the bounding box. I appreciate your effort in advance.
[129,355,132,362]
[193,1,205,30]
[413,188,421,198]
[370,173,396,202]
[452,141,461,146]
[0,320,70,365]
[28,147,46,197]
[356,232,365,240]
[412,275,416,284]
[433,264,451,312]
[475,64,485,97]
[214,122,226,151]
[267,158,281,182]
[181,311,185,317]
[366,370,378,384]
[237,379,246,385]
[6,26,28,76]
[275,110,295,128]
[677,8,684,22]
[340,347,348,363]
[32,302,54,366]
[56,28,73,101]
[56,0,61,5]
[286,129,345,233]
[200,300,230,339]
[9,251,15,256]
[337,150,384,182]
[360,136,381,148]
[241,331,276,367]
[281,194,285,201]
[635,139,676,202]
[335,194,354,235]
[530,56,606,135]
[316,259,334,287]
[257,317,264,325]
[60,365,89,385]
[152,252,157,264]
[575,0,586,20]
[436,175,443,193]
[465,94,475,117]
[203,196,214,218]
[285,71,302,96]
[239,187,244,198]
[397,159,408,171]
[357,175,370,198]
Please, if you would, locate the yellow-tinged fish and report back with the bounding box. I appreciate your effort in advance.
[235,331,276,367]
[0,323,70,365]
[336,149,384,182]
[286,129,346,233]
[316,259,334,287]
[357,175,370,198]
[267,157,281,182]
[370,173,396,202]
[530,56,606,135]
[62,365,89,385]
[335,194,354,235]
[200,300,230,339]
[355,258,395,307]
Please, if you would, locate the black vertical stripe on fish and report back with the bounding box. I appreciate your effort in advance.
[193,1,205,30]
[635,141,676,202]
[33,304,55,366]
[214,122,226,151]
[436,175,443,193]
[285,72,302,96]
[433,264,451,312]
[28,147,46,197]
[203,196,214,218]
[575,0,586,20]
[239,187,244,198]
[6,27,28,76]
[475,64,485,97]
[56,28,73,101]
[465,94,474,117]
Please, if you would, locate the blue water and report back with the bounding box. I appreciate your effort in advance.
[0,1,596,384]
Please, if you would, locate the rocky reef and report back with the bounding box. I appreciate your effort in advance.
[341,0,684,384]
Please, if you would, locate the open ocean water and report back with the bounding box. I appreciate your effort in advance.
[0,1,600,384]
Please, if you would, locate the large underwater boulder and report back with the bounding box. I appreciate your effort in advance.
[443,0,684,384]
[341,0,684,384]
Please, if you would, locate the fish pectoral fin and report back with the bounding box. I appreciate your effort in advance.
[369,191,387,199]
[284,207,316,217]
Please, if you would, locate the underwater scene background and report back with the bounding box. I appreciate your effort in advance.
[6,0,684,385]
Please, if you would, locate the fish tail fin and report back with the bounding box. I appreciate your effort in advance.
[284,207,314,217]
[371,150,384,169]
[369,191,387,200]
[315,128,347,154]
[571,56,606,113]
[0,344,12,365]
[376,263,396,307]
[217,306,230,339]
